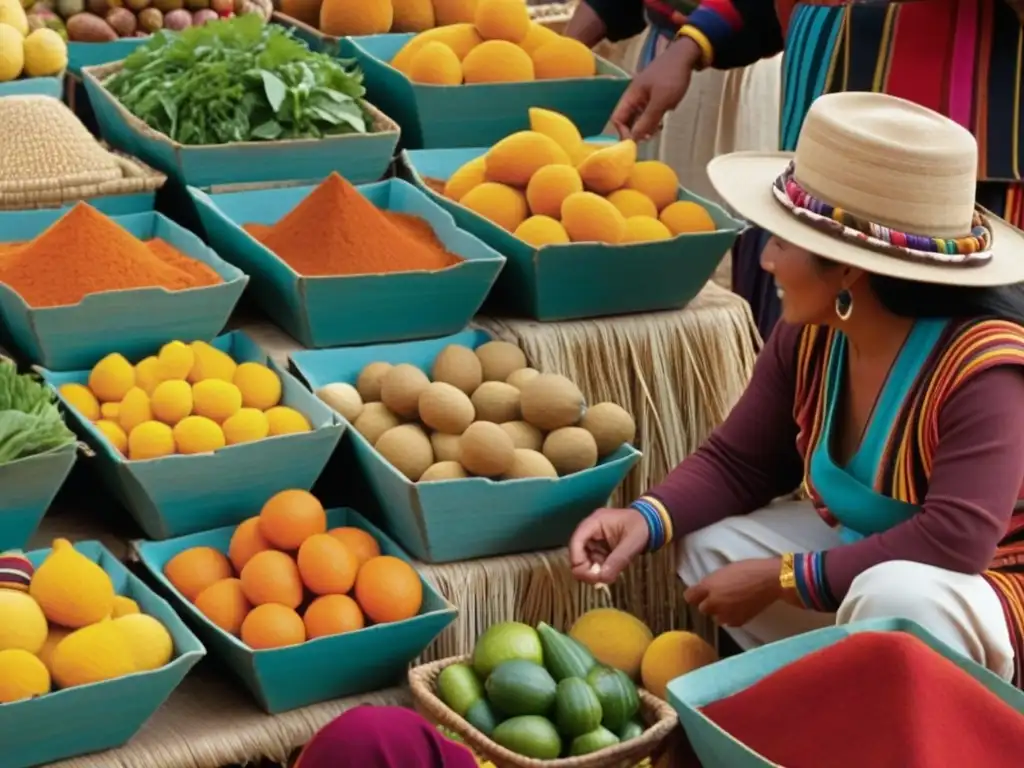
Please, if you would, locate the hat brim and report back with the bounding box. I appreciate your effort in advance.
[708,152,1024,287]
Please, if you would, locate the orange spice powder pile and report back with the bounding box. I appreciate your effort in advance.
[244,173,461,277]
[0,204,222,308]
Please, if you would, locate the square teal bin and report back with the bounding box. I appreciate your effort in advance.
[667,618,1024,768]
[291,329,642,563]
[81,60,401,187]
[136,507,458,713]
[402,147,745,320]
[188,177,507,349]
[0,209,248,371]
[0,77,63,98]
[0,445,77,551]
[68,38,148,77]
[341,34,630,149]
[39,331,345,540]
[2,540,205,768]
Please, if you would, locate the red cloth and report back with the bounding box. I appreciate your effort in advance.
[702,632,1024,767]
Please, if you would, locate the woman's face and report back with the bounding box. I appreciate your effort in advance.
[760,236,847,325]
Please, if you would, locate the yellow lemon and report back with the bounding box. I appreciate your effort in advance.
[265,406,312,436]
[88,353,135,403]
[188,341,237,383]
[233,362,282,411]
[192,379,243,423]
[0,591,48,654]
[128,421,176,461]
[118,387,152,434]
[50,621,137,689]
[173,415,226,455]
[37,625,71,671]
[111,595,140,618]
[0,649,50,704]
[134,356,163,395]
[157,340,195,381]
[222,408,270,445]
[95,420,128,454]
[100,402,120,421]
[150,379,193,426]
[0,24,24,83]
[22,27,67,78]
[113,614,173,671]
[59,383,99,421]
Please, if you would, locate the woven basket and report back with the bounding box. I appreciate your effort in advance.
[410,655,679,768]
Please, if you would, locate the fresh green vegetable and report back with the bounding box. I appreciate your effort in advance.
[587,665,641,731]
[472,621,543,680]
[618,718,645,741]
[0,360,76,466]
[537,621,597,681]
[105,15,372,146]
[465,698,502,737]
[554,677,603,738]
[437,663,485,718]
[491,716,562,760]
[570,726,620,756]
[485,659,557,717]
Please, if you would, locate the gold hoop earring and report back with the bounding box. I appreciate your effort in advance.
[835,289,853,321]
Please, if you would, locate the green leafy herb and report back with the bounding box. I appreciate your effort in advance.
[0,360,76,466]
[105,15,372,146]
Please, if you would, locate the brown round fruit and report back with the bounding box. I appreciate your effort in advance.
[542,427,598,476]
[353,402,401,445]
[506,367,540,390]
[418,382,475,435]
[520,373,585,431]
[459,421,515,477]
[430,432,462,462]
[499,420,543,451]
[380,364,431,419]
[504,448,558,479]
[375,424,434,481]
[419,461,469,482]
[432,344,483,395]
[356,362,392,402]
[474,341,527,382]
[580,402,636,456]
[471,381,521,423]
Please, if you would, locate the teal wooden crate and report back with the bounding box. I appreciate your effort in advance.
[136,507,457,713]
[291,329,641,563]
[0,76,63,98]
[341,34,630,149]
[188,177,506,349]
[402,147,745,320]
[81,60,401,187]
[67,38,148,77]
[39,331,344,540]
[1,540,205,768]
[668,618,1024,768]
[0,209,247,371]
[0,445,77,551]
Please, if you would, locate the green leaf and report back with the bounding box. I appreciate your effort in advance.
[260,70,287,113]
[251,119,284,140]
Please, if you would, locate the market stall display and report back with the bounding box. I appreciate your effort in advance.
[137,499,457,713]
[0,205,247,370]
[43,332,343,540]
[291,328,640,563]
[0,2,68,97]
[0,540,204,768]
[190,174,506,348]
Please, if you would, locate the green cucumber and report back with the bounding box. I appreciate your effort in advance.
[465,698,501,737]
[537,622,597,681]
[586,665,640,731]
[492,716,562,759]
[553,677,603,738]
[437,663,484,717]
[618,718,645,742]
[485,659,558,717]
[570,726,621,755]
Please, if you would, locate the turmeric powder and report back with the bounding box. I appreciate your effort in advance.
[245,174,461,277]
[0,204,223,308]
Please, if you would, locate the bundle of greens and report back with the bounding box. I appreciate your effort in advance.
[104,14,372,146]
[0,359,76,467]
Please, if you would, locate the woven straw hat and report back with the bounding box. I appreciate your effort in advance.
[708,91,1024,286]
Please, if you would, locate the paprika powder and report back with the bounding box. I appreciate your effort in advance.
[701,631,1024,767]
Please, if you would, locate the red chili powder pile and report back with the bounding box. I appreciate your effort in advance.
[701,631,1024,767]
[244,173,461,277]
[0,204,222,308]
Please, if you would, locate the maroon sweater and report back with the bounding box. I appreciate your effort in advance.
[644,322,1024,602]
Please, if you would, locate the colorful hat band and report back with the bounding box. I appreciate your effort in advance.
[771,163,993,268]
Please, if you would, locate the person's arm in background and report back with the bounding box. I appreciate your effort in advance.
[564,0,647,48]
[679,0,784,70]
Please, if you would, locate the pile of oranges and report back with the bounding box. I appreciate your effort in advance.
[162,490,424,650]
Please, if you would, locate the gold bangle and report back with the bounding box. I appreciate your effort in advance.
[779,552,796,591]
[677,25,714,70]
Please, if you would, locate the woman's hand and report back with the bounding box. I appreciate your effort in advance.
[569,507,650,584]
[684,558,788,627]
[611,36,704,142]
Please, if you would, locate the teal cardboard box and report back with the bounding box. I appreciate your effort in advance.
[40,331,345,540]
[81,59,401,187]
[291,329,641,563]
[403,146,745,320]
[189,177,506,349]
[0,76,63,98]
[67,38,147,77]
[136,508,457,714]
[668,618,1024,768]
[0,445,77,551]
[1,540,205,768]
[0,209,248,371]
[342,34,630,149]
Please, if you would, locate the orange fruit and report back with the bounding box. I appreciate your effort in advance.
[297,534,359,596]
[163,547,233,602]
[240,604,306,650]
[239,550,304,609]
[354,556,423,624]
[258,489,327,550]
[327,527,381,568]
[228,517,274,573]
[303,594,365,640]
[194,578,251,636]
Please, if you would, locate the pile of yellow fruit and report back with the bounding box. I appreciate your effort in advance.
[0,542,175,704]
[441,108,717,246]
[387,0,595,85]
[59,340,313,461]
[0,0,68,83]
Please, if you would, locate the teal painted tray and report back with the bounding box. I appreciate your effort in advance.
[2,540,205,768]
[39,331,344,540]
[136,507,457,713]
[341,34,630,149]
[403,147,745,320]
[291,329,641,563]
[67,38,148,77]
[188,177,506,349]
[0,209,247,371]
[0,76,63,98]
[0,445,77,551]
[81,60,401,187]
[668,618,1024,768]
